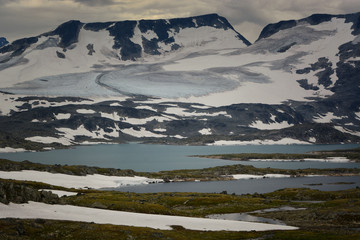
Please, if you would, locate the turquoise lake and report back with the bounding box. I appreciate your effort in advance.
[0,143,359,172]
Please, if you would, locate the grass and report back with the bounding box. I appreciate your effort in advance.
[1,158,359,184]
[1,178,360,239]
[2,218,357,240]
[1,219,360,240]
[196,148,360,162]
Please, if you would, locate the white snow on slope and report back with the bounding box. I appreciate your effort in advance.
[231,174,291,180]
[135,105,157,111]
[39,189,78,197]
[313,112,344,123]
[77,109,96,114]
[247,157,350,163]
[209,138,311,146]
[0,17,357,108]
[0,147,27,153]
[25,136,73,146]
[0,170,163,189]
[249,120,294,130]
[301,18,355,87]
[122,127,166,138]
[56,124,119,140]
[0,202,297,231]
[0,93,26,116]
[355,112,360,120]
[54,113,71,120]
[100,112,122,121]
[165,107,229,117]
[199,128,212,135]
[334,126,360,137]
[123,116,173,125]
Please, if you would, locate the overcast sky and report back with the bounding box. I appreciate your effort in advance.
[1,0,360,43]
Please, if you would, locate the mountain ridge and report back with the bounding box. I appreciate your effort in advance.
[0,13,250,62]
[0,12,359,149]
[257,12,360,41]
[0,37,8,48]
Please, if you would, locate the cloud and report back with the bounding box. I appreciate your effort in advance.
[73,0,115,6]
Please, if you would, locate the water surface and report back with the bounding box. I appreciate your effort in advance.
[0,143,359,172]
[115,176,360,194]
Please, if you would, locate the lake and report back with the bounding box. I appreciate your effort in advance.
[1,143,359,194]
[114,176,360,194]
[0,143,359,172]
[0,143,360,172]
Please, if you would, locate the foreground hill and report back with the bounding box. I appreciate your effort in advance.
[0,13,359,149]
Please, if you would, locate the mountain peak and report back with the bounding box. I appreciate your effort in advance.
[0,37,8,48]
[256,11,360,41]
[0,14,250,62]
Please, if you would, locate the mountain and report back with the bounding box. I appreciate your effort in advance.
[0,37,8,48]
[0,13,359,150]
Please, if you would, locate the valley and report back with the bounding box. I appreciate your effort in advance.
[1,10,360,239]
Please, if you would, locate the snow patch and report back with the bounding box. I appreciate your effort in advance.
[0,147,27,153]
[154,128,167,132]
[231,174,291,180]
[77,109,96,114]
[165,107,229,117]
[122,127,166,138]
[25,136,73,146]
[334,126,360,137]
[209,138,311,146]
[39,189,78,197]
[54,113,71,120]
[249,120,294,130]
[135,105,157,111]
[313,112,344,123]
[100,112,122,121]
[56,124,119,140]
[0,170,163,189]
[355,112,360,120]
[198,128,212,135]
[0,202,297,231]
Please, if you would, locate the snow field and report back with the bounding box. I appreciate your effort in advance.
[0,147,27,153]
[0,170,163,189]
[25,136,73,146]
[0,202,298,231]
[209,138,311,146]
[313,112,344,123]
[39,189,78,197]
[249,120,294,130]
[231,174,291,180]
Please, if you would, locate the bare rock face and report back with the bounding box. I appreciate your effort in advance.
[0,37,8,48]
[0,181,59,204]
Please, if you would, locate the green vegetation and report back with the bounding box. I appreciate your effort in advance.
[196,148,360,162]
[140,164,360,181]
[0,158,136,176]
[1,158,359,184]
[1,219,359,240]
[1,155,359,239]
[1,178,360,239]
[63,190,288,217]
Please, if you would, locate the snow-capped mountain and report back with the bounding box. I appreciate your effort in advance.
[0,37,8,48]
[0,13,359,150]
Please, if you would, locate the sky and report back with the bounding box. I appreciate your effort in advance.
[0,0,360,43]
